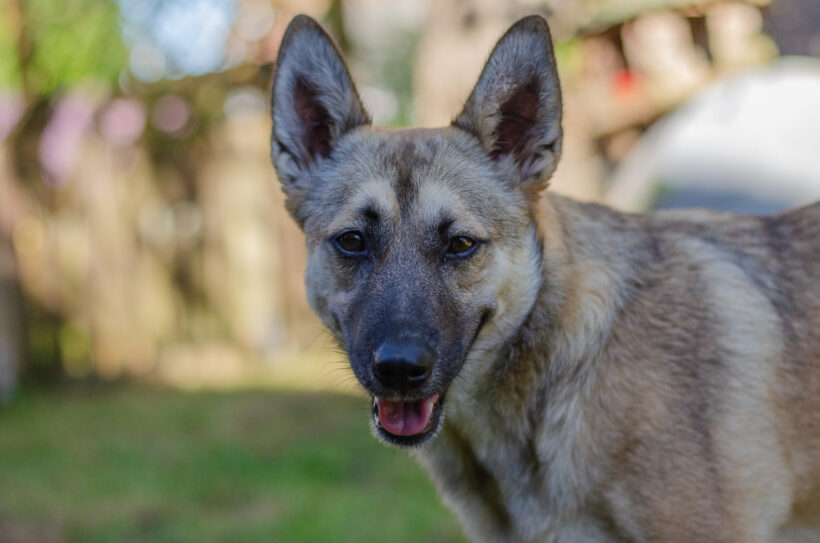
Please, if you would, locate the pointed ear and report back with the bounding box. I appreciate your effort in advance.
[453,16,562,191]
[270,15,370,190]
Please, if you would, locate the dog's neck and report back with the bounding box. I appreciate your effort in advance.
[471,194,643,440]
[532,194,638,373]
[421,196,647,536]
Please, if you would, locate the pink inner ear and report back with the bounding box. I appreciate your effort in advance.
[491,79,540,163]
[294,78,332,159]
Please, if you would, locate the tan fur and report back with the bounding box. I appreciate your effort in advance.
[270,15,820,542]
[414,198,820,543]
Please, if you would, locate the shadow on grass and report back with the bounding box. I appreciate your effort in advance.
[0,385,467,543]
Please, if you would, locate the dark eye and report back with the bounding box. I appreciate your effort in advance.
[446,236,478,258]
[334,231,367,255]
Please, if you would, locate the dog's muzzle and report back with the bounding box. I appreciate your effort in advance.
[368,338,443,444]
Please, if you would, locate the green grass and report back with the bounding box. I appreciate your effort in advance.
[0,385,467,542]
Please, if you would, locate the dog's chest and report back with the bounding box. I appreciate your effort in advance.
[418,397,600,542]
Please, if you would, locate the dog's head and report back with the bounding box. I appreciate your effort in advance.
[270,15,562,446]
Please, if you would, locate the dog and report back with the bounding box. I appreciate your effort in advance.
[269,14,820,542]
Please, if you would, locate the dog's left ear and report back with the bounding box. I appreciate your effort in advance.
[453,15,562,191]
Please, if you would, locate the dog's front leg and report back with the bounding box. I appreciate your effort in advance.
[414,425,515,543]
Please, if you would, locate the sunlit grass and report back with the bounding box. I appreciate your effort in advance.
[0,385,467,542]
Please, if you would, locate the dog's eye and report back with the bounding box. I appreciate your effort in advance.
[334,231,367,255]
[446,236,478,258]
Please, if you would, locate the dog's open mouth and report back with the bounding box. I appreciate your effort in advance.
[372,395,442,446]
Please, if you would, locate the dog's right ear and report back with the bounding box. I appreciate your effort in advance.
[270,15,370,216]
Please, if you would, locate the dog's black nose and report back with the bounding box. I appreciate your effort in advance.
[373,340,433,391]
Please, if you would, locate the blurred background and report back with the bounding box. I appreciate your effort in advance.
[0,0,819,541]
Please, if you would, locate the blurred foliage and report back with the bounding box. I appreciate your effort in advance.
[0,0,305,384]
[0,0,794,387]
[0,5,20,89]
[376,29,418,127]
[0,0,127,96]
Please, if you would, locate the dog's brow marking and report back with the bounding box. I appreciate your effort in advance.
[438,218,455,237]
[327,178,397,233]
[417,181,457,221]
[417,180,487,238]
[362,206,379,223]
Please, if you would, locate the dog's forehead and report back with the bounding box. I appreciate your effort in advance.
[320,128,521,236]
[338,128,477,189]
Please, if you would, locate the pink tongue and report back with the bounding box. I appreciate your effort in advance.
[377,395,439,436]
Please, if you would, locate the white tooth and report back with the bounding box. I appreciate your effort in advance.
[427,401,434,416]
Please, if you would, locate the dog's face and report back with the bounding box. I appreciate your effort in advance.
[293,129,545,446]
[271,15,562,446]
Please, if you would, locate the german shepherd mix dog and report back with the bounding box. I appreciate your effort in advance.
[270,14,820,543]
